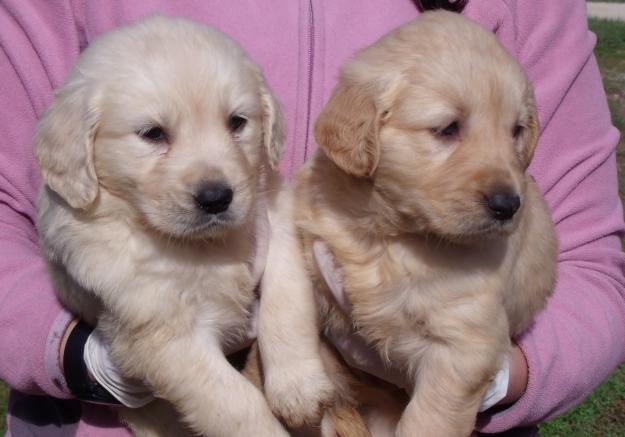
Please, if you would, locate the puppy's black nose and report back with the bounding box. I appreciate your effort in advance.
[486,192,520,221]
[194,183,233,214]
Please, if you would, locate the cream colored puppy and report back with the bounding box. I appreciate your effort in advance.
[278,11,558,437]
[35,15,290,437]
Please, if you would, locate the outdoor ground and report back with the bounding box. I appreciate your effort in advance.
[1,11,624,437]
[0,383,6,433]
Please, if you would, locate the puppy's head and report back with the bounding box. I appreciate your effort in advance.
[315,11,539,240]
[34,15,285,240]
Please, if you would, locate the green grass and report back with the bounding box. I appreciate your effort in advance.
[540,366,625,437]
[0,381,7,434]
[1,15,625,437]
[591,17,625,205]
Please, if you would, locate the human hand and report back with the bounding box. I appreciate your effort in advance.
[313,240,528,411]
[499,343,528,405]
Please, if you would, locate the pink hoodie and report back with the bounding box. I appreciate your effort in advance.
[0,0,623,435]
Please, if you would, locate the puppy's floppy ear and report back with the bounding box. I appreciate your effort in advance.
[34,81,100,209]
[520,92,540,170]
[260,84,286,171]
[314,73,401,178]
[315,81,379,177]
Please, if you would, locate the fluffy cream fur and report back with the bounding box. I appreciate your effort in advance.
[270,11,558,437]
[35,15,289,437]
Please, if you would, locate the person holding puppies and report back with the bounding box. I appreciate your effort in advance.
[0,0,623,436]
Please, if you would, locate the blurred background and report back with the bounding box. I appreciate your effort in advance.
[1,1,624,435]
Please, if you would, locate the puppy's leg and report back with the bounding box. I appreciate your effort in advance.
[259,185,335,427]
[241,340,264,391]
[323,405,371,437]
[316,342,370,437]
[397,347,496,437]
[396,306,508,437]
[112,331,288,437]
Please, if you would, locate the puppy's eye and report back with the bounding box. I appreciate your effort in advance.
[138,126,168,143]
[228,114,247,133]
[513,125,524,138]
[436,121,460,138]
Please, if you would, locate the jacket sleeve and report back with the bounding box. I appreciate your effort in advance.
[0,0,83,398]
[477,0,625,431]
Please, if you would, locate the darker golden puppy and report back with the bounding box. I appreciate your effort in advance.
[267,10,558,437]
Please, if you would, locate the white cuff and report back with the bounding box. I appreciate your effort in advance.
[83,330,155,408]
[479,357,510,412]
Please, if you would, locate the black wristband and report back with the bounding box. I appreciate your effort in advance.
[63,321,121,405]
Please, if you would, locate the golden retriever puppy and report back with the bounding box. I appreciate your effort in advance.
[34,15,290,437]
[283,10,558,437]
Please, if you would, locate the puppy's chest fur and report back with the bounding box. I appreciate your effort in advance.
[38,190,257,341]
[323,234,511,355]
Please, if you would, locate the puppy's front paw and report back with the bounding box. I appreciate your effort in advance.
[264,359,335,428]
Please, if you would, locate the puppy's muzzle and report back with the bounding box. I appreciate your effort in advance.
[485,190,520,222]
[194,182,234,215]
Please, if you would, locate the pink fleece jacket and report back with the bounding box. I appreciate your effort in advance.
[0,0,623,435]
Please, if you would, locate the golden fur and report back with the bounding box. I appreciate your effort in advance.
[35,15,289,437]
[290,11,557,437]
